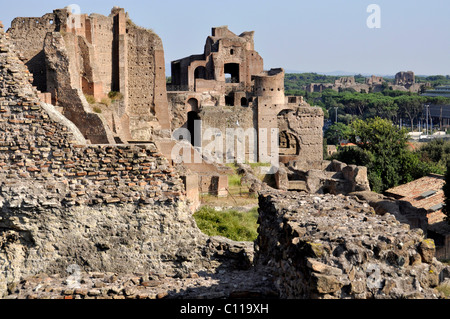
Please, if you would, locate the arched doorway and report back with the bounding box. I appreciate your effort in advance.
[187,98,199,112]
[187,111,201,147]
[194,66,207,80]
[224,63,240,83]
[279,131,300,155]
[241,97,248,107]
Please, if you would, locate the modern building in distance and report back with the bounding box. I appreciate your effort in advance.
[422,86,450,98]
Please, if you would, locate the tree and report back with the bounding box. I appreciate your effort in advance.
[396,95,424,130]
[325,123,351,145]
[345,117,421,192]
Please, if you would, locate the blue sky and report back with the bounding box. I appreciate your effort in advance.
[1,0,449,76]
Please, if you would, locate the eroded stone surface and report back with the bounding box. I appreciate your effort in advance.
[255,191,450,299]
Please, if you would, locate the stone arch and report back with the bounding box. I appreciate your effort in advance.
[279,131,300,156]
[224,63,240,83]
[194,66,207,80]
[187,98,199,112]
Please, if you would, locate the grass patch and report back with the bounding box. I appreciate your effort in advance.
[92,106,102,114]
[84,94,96,105]
[228,174,242,187]
[437,284,450,299]
[193,206,259,242]
[108,91,124,101]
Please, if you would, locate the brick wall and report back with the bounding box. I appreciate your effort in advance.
[0,22,185,206]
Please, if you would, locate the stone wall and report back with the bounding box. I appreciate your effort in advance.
[0,19,244,298]
[7,13,58,92]
[127,22,171,140]
[6,8,172,144]
[255,191,450,299]
[277,107,324,164]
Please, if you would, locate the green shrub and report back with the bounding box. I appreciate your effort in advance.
[85,95,96,105]
[108,91,124,101]
[93,106,102,114]
[193,206,259,242]
[100,97,111,107]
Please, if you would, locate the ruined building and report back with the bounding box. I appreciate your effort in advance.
[8,7,171,145]
[306,72,423,94]
[1,7,450,300]
[167,26,324,166]
[6,9,324,201]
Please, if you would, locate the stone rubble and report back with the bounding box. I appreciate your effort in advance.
[4,268,277,300]
[255,191,450,299]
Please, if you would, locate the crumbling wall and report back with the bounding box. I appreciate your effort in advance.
[200,105,256,162]
[277,107,324,164]
[7,8,172,144]
[256,191,450,299]
[44,32,114,144]
[0,20,233,298]
[7,13,58,92]
[126,22,171,140]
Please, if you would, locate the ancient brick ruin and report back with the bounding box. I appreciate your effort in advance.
[167,26,324,167]
[6,9,325,202]
[1,7,449,300]
[256,190,449,299]
[306,72,424,94]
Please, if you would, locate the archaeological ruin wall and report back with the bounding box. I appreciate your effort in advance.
[0,20,232,297]
[256,191,450,299]
[7,7,172,145]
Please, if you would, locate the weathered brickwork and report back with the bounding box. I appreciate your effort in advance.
[7,7,171,145]
[0,22,254,298]
[0,25,182,205]
[255,191,450,299]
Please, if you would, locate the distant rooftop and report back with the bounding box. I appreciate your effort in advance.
[422,85,450,97]
[384,174,446,225]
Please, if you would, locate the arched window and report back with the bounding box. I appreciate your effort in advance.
[194,66,207,80]
[279,131,300,156]
[187,98,199,112]
[224,63,240,83]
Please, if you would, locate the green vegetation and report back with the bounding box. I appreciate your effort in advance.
[436,282,450,298]
[415,75,450,87]
[331,118,441,193]
[108,91,124,101]
[417,139,450,173]
[92,106,102,114]
[228,174,242,187]
[285,73,450,127]
[193,206,259,241]
[100,97,111,107]
[84,94,96,105]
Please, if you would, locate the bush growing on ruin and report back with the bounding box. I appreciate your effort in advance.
[93,106,102,114]
[100,97,112,107]
[84,94,96,105]
[108,91,124,101]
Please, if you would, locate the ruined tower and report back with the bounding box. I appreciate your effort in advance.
[7,7,171,144]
